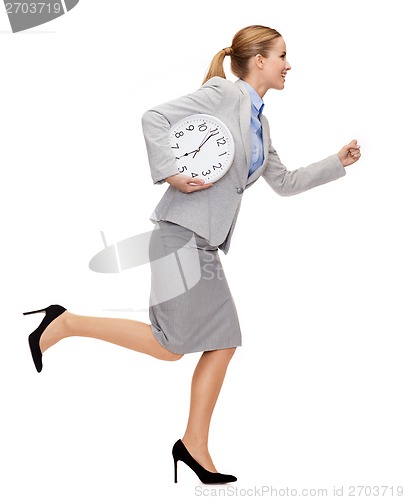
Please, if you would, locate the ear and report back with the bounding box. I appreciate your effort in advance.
[254,54,265,70]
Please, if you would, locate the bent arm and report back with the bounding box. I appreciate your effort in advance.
[141,79,225,185]
[262,142,346,196]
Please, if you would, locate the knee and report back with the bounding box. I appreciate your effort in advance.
[206,346,237,362]
[226,346,237,360]
[163,351,184,362]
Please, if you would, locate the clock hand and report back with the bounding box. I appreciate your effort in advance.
[194,129,211,151]
[174,127,220,160]
[198,128,219,149]
[192,135,214,158]
[173,127,212,160]
[174,129,215,159]
[192,128,219,158]
[175,149,199,160]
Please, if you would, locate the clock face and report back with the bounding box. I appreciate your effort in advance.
[169,114,235,183]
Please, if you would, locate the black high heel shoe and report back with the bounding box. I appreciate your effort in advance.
[172,439,237,484]
[23,305,67,373]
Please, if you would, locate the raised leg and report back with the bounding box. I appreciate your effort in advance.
[39,310,183,361]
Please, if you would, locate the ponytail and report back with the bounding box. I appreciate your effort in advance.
[202,48,233,85]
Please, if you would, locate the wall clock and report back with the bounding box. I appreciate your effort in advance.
[169,114,235,183]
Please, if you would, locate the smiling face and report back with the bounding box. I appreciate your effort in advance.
[245,36,292,97]
[261,37,291,90]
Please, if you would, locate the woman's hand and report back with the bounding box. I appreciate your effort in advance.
[165,174,214,193]
[337,139,361,167]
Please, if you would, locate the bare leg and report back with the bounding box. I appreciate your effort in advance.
[39,311,183,361]
[182,347,236,472]
[38,311,235,471]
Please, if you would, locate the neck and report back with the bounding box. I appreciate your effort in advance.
[243,77,267,99]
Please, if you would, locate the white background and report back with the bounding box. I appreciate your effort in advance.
[1,1,404,498]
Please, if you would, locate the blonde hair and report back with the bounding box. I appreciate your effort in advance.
[202,25,282,84]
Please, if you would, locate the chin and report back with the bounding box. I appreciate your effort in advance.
[268,84,284,91]
[273,80,285,90]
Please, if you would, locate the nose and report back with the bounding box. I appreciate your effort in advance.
[286,59,292,71]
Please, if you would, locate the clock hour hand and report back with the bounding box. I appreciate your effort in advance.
[175,149,199,160]
[174,127,220,160]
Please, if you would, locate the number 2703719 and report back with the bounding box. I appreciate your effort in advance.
[5,3,62,14]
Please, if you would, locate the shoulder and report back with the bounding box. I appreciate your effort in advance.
[142,78,243,125]
[197,78,244,112]
[201,76,242,96]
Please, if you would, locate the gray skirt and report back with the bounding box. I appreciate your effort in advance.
[148,220,242,354]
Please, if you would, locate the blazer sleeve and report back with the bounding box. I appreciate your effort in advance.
[262,140,346,196]
[141,78,226,185]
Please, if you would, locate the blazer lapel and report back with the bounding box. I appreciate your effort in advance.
[235,79,252,175]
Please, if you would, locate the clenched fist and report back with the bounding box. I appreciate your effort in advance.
[338,139,361,167]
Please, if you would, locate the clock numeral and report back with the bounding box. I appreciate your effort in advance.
[219,151,227,156]
[178,166,187,173]
[175,131,184,138]
[171,142,179,149]
[216,137,226,146]
[198,122,208,132]
[202,170,211,176]
[185,125,194,131]
[191,172,199,178]
[212,162,223,170]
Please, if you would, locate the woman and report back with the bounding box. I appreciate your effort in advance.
[24,25,361,485]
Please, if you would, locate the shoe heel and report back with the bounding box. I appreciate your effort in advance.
[171,439,237,485]
[24,305,66,372]
[23,308,47,316]
[174,458,178,483]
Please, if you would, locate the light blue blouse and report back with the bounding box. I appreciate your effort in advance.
[241,80,265,177]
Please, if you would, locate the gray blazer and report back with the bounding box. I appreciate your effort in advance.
[142,77,346,254]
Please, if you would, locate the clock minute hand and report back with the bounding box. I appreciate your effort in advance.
[192,128,219,158]
[199,128,219,149]
[194,129,211,151]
